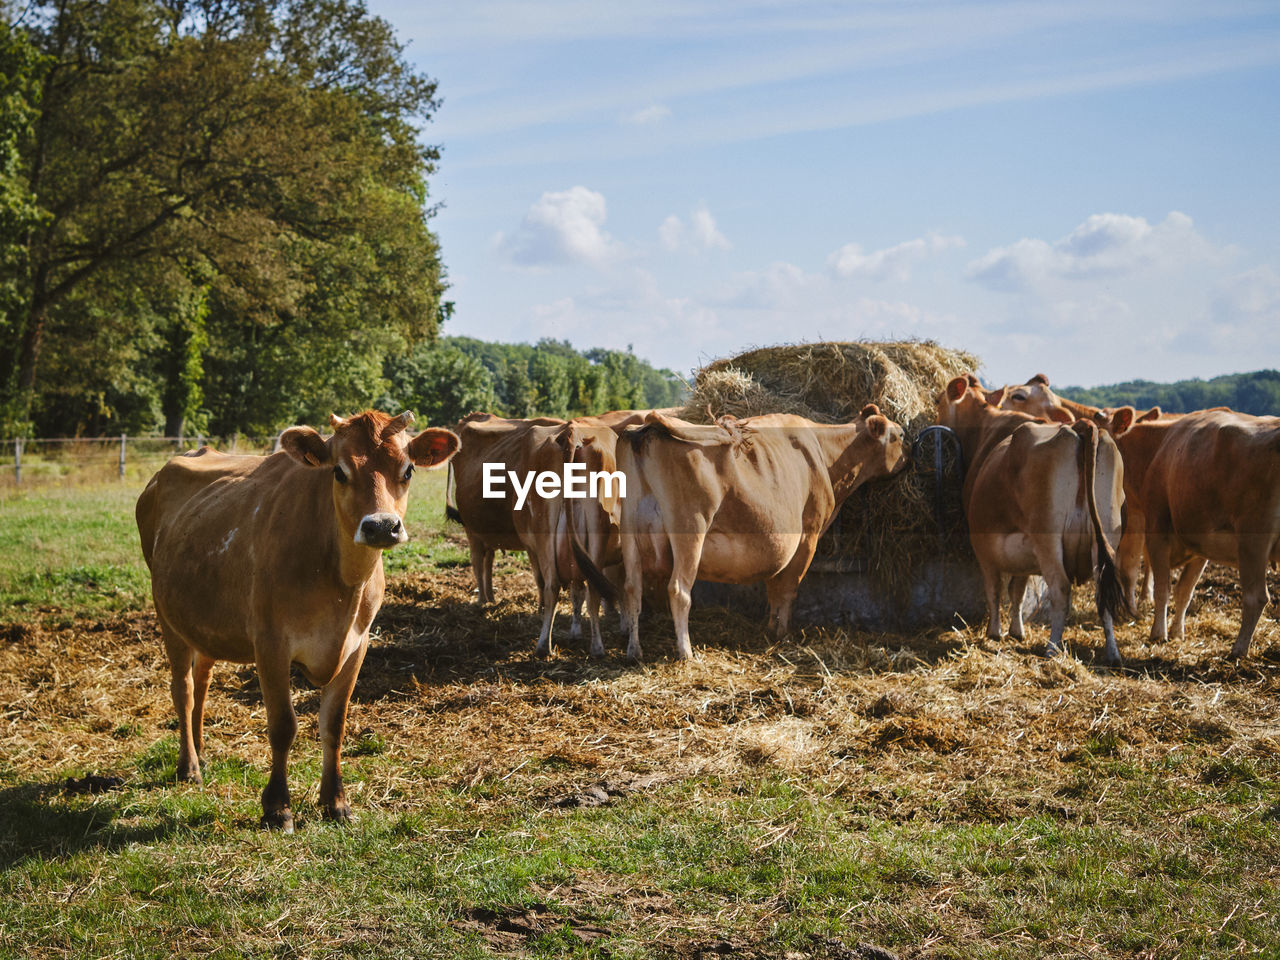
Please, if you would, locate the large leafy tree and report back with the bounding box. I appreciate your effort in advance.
[1,0,446,436]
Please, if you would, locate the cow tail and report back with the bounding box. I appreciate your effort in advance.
[444,460,464,525]
[1072,419,1134,624]
[563,441,619,607]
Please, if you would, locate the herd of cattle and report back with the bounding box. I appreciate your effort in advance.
[133,376,1279,828]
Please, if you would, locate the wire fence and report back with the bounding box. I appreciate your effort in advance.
[1,435,280,490]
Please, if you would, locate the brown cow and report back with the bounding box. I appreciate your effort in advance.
[514,419,628,657]
[582,406,906,661]
[936,376,1129,664]
[993,377,1161,613]
[136,411,460,831]
[446,413,564,606]
[1126,407,1280,657]
[1089,406,1196,614]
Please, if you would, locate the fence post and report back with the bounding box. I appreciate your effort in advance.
[13,438,20,485]
[119,434,127,480]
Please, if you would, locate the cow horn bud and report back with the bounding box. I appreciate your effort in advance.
[385,410,415,439]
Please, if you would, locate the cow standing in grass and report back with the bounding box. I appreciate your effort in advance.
[136,411,459,831]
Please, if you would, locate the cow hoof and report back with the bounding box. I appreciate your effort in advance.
[176,765,202,784]
[533,643,552,660]
[261,809,295,834]
[323,805,354,824]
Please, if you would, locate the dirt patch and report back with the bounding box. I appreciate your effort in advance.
[453,902,613,954]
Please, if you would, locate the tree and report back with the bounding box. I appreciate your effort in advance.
[1,0,446,435]
[381,341,495,427]
[0,16,43,434]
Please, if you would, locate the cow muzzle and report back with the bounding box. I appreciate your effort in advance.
[354,512,408,548]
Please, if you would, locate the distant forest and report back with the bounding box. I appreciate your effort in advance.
[1057,370,1280,416]
[380,336,687,429]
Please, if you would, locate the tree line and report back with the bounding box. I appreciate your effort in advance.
[381,336,686,430]
[1057,370,1280,417]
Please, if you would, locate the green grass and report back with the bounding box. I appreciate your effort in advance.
[3,477,1280,957]
[2,757,1277,959]
[0,468,458,621]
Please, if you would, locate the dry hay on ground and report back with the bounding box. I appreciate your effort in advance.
[4,557,1278,830]
[677,341,981,589]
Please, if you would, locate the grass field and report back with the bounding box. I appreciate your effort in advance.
[2,469,1279,958]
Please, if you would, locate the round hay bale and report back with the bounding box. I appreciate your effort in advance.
[679,340,980,597]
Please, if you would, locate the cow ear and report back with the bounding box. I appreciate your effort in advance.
[1027,373,1050,386]
[866,414,888,439]
[984,387,1007,407]
[1110,406,1135,436]
[407,427,460,468]
[280,426,332,467]
[1138,406,1161,423]
[859,403,881,420]
[946,376,969,401]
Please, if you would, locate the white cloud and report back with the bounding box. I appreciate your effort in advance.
[966,211,1217,291]
[659,202,731,252]
[828,232,964,282]
[624,104,672,125]
[1181,265,1280,352]
[494,186,621,267]
[1213,265,1280,324]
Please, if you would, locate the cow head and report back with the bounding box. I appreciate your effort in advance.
[279,410,460,549]
[935,374,988,429]
[992,374,1074,424]
[858,403,908,477]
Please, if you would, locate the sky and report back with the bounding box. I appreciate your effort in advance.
[365,0,1280,389]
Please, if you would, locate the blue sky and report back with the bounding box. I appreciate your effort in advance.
[366,0,1280,388]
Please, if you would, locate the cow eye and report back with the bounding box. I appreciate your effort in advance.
[333,465,348,484]
[402,464,415,483]
[1012,392,1027,401]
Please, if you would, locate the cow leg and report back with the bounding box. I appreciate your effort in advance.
[1147,529,1174,644]
[468,537,489,604]
[586,583,605,659]
[668,532,706,661]
[977,559,1003,641]
[1029,538,1072,657]
[1230,542,1272,659]
[162,629,202,784]
[318,637,369,823]
[1169,556,1208,640]
[621,535,645,662]
[1042,568,1073,657]
[256,652,298,833]
[1007,576,1030,641]
[190,653,215,764]
[1116,525,1146,613]
[532,554,560,658]
[529,552,546,615]
[569,579,585,640]
[482,548,497,604]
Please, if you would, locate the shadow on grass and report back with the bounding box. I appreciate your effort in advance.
[0,780,185,868]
